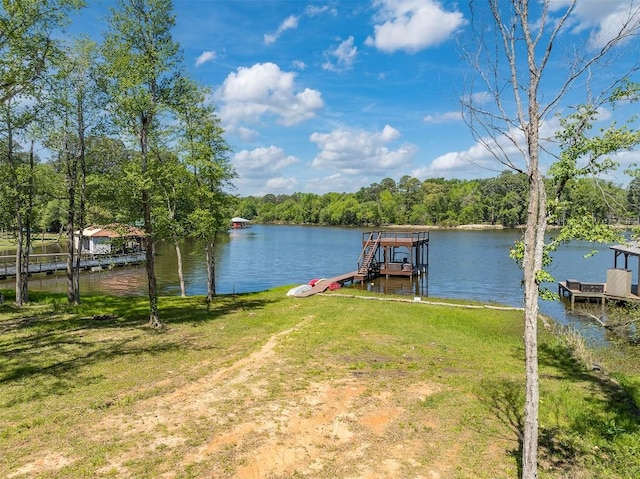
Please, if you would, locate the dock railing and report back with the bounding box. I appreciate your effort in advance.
[357,232,382,276]
[362,230,429,244]
[0,252,146,278]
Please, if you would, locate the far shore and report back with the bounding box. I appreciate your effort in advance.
[386,223,510,230]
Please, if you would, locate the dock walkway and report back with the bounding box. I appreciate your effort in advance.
[292,271,359,298]
[0,252,146,279]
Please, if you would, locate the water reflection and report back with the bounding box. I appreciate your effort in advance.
[16,265,149,297]
[362,274,428,297]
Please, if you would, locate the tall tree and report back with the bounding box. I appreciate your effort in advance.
[44,38,101,304]
[628,176,640,222]
[152,147,192,297]
[463,1,640,477]
[0,0,84,105]
[0,0,84,305]
[0,100,35,305]
[101,0,184,327]
[176,82,234,302]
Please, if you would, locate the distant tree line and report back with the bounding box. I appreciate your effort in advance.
[235,172,640,227]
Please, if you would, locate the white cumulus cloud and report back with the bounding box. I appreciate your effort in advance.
[233,146,300,179]
[305,173,363,194]
[305,5,337,17]
[550,0,640,49]
[310,125,416,174]
[265,177,298,191]
[292,59,307,70]
[366,0,467,53]
[216,62,324,127]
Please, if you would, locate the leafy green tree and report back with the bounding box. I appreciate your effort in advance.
[627,176,640,222]
[152,149,194,297]
[480,172,527,226]
[175,83,234,302]
[377,190,397,225]
[101,0,185,327]
[44,38,101,304]
[235,197,258,220]
[420,179,450,224]
[0,0,84,105]
[379,177,397,193]
[0,0,83,305]
[0,98,39,305]
[84,136,139,224]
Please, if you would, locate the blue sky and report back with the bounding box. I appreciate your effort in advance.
[70,1,640,196]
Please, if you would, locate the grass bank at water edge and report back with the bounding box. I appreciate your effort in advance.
[0,288,639,478]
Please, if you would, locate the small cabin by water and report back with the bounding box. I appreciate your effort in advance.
[75,225,145,255]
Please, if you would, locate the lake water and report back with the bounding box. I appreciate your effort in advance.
[1,225,625,342]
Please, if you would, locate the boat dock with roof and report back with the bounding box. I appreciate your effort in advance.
[289,230,429,297]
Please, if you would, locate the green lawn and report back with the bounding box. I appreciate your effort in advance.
[0,288,638,478]
[0,234,61,252]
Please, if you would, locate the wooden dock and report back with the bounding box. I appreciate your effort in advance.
[292,271,359,298]
[558,281,606,310]
[0,252,146,280]
[357,230,429,280]
[558,280,640,311]
[291,230,430,298]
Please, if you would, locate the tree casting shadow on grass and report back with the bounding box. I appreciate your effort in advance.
[0,291,278,403]
[479,340,640,479]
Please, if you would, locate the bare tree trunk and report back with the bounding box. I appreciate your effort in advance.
[21,141,36,304]
[5,103,24,306]
[205,239,216,302]
[139,118,161,327]
[20,228,29,303]
[65,138,77,304]
[73,89,87,305]
[74,231,82,303]
[174,237,186,297]
[75,140,86,304]
[143,190,160,327]
[522,169,546,478]
[66,220,75,304]
[14,213,24,306]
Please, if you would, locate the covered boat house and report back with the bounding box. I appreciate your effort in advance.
[355,230,429,281]
[288,230,430,298]
[75,225,145,255]
[231,217,251,229]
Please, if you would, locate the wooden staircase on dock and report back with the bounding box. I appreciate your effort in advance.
[357,232,381,278]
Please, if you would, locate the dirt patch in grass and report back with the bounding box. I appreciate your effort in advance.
[12,316,512,478]
[5,300,516,479]
[5,292,640,478]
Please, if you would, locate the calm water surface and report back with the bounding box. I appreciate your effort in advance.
[2,225,623,342]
